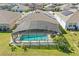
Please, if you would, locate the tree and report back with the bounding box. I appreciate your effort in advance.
[21,44,27,52]
[10,45,16,52]
[53,35,72,53]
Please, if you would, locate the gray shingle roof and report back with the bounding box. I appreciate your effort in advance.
[67,11,79,23]
[13,10,60,33]
[62,10,73,16]
[56,10,73,22]
[0,10,21,24]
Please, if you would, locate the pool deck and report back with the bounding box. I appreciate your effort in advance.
[10,34,55,46]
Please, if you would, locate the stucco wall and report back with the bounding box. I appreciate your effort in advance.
[66,23,79,30]
[77,23,79,30]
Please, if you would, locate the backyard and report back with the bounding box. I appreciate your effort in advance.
[0,31,79,56]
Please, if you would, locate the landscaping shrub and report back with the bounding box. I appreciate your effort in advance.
[9,43,17,52]
[51,34,56,38]
[24,9,31,13]
[21,45,27,52]
[53,34,73,53]
[9,45,16,52]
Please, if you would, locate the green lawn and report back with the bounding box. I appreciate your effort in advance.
[0,31,79,56]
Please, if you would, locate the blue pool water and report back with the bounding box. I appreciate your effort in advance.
[20,34,48,41]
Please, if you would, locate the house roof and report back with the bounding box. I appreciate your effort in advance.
[62,10,73,16]
[13,10,60,33]
[67,11,79,23]
[56,10,74,22]
[0,10,21,24]
[11,4,30,11]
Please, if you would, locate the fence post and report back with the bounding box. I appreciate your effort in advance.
[29,41,31,48]
[39,40,40,49]
[47,39,49,49]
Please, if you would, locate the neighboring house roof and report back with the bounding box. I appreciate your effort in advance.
[11,4,30,12]
[67,11,79,23]
[58,4,69,10]
[68,9,77,13]
[0,3,12,6]
[44,4,56,11]
[28,3,44,8]
[56,10,74,22]
[0,10,21,25]
[13,10,60,33]
[62,10,73,16]
[44,4,53,8]
[58,4,78,11]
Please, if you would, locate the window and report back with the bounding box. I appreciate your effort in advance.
[6,28,10,31]
[68,23,77,27]
[73,25,76,27]
[69,25,72,27]
[0,28,2,31]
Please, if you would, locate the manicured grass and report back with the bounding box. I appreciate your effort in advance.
[0,31,79,56]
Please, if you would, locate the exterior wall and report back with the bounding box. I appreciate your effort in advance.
[0,18,20,32]
[0,24,10,31]
[66,22,79,30]
[0,19,20,32]
[77,23,79,30]
[66,23,74,30]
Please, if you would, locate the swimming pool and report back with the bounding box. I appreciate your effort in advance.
[20,34,48,41]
